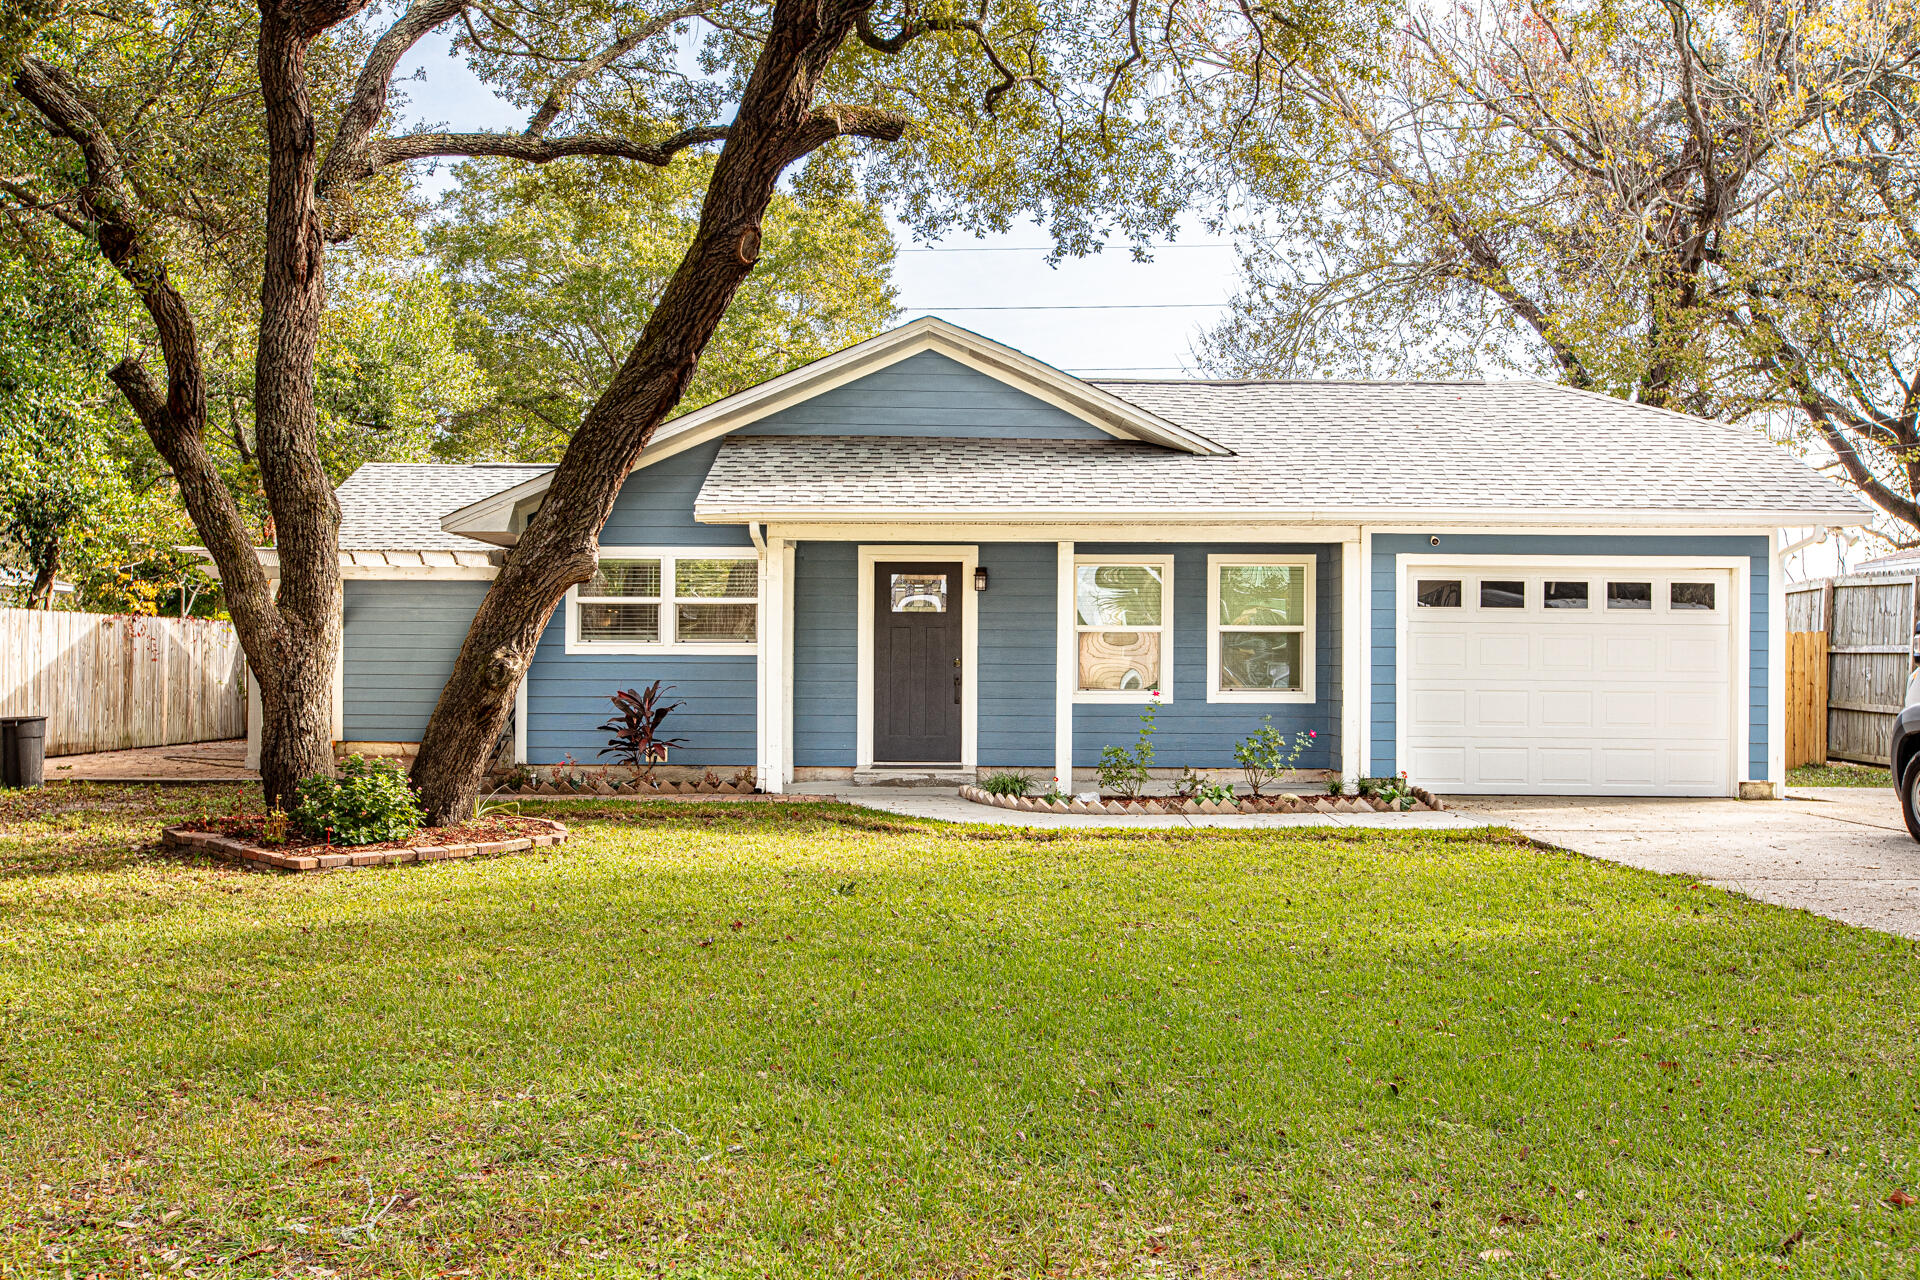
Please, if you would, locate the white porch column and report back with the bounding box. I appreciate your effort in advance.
[759,534,790,794]
[1340,537,1364,793]
[1055,540,1075,791]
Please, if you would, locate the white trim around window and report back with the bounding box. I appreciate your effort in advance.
[563,546,760,655]
[1207,553,1316,704]
[1070,553,1175,703]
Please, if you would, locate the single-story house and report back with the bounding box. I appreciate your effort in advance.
[271,317,1868,797]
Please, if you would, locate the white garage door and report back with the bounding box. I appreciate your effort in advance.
[1402,563,1739,796]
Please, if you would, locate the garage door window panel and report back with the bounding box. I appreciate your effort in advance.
[1209,557,1314,701]
[1545,581,1589,609]
[1671,582,1716,611]
[1480,580,1526,609]
[1417,580,1462,608]
[1607,581,1653,610]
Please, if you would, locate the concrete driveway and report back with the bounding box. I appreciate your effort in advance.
[1455,788,1920,940]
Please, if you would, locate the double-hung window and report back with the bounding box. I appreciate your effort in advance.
[1073,555,1172,700]
[566,549,759,654]
[1208,555,1313,701]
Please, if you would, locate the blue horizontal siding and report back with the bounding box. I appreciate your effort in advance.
[523,607,756,766]
[739,351,1112,439]
[603,439,752,547]
[342,580,492,742]
[793,542,857,766]
[1072,544,1343,771]
[978,543,1058,767]
[1368,533,1770,780]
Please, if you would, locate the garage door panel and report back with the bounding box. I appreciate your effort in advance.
[1473,748,1531,785]
[1599,690,1659,732]
[1411,688,1467,728]
[1412,632,1468,668]
[1404,564,1736,797]
[1599,747,1658,786]
[1601,636,1657,674]
[1667,636,1726,676]
[1473,689,1529,727]
[1411,745,1466,786]
[1537,748,1595,787]
[1476,634,1530,669]
[1666,749,1723,786]
[1539,690,1594,728]
[1541,635,1594,672]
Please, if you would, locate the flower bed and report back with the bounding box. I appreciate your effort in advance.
[957,785,1444,817]
[162,815,569,873]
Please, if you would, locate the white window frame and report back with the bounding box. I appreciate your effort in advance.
[564,546,759,655]
[1207,554,1316,703]
[1071,553,1175,703]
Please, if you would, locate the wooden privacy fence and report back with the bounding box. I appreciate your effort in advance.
[1784,575,1916,767]
[0,609,246,756]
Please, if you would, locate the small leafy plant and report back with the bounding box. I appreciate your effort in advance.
[1371,773,1418,810]
[597,681,688,781]
[1095,695,1159,798]
[261,807,290,845]
[1173,769,1236,805]
[1234,717,1317,797]
[981,771,1035,798]
[293,755,424,846]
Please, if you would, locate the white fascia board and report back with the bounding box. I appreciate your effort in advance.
[438,317,1232,545]
[697,505,1873,529]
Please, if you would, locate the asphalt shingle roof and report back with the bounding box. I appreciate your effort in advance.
[332,379,1863,548]
[693,380,1862,518]
[336,463,550,550]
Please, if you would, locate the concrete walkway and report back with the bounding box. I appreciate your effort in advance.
[46,738,254,783]
[802,783,1920,940]
[790,782,1490,830]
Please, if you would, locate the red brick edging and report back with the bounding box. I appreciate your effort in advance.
[161,817,570,873]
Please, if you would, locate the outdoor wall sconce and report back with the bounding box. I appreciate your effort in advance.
[973,567,989,591]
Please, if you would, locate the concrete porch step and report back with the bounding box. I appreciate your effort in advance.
[853,767,974,787]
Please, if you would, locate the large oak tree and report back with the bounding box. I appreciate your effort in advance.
[5,0,1358,814]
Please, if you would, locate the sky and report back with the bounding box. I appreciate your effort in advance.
[394,37,1244,379]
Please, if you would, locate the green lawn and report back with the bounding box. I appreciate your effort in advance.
[1789,762,1893,788]
[2,785,1917,1277]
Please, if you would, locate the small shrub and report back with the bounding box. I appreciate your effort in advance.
[981,771,1034,797]
[1096,696,1160,798]
[1193,778,1236,804]
[1234,717,1317,796]
[597,681,687,781]
[293,755,424,846]
[1370,773,1418,810]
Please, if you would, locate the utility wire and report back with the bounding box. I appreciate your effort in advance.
[909,302,1226,311]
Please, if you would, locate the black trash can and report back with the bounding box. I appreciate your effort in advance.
[1,716,47,788]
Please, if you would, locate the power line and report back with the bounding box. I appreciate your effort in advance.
[910,302,1227,311]
[897,241,1244,253]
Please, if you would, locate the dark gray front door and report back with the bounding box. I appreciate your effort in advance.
[873,562,963,764]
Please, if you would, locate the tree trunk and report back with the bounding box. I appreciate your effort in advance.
[245,6,346,807]
[410,0,867,822]
[24,541,59,609]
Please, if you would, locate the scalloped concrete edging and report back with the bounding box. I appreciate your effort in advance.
[956,785,1443,818]
[161,817,570,873]
[499,778,760,797]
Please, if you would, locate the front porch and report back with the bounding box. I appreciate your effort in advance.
[750,531,1364,794]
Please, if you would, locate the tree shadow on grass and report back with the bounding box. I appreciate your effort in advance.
[0,781,261,878]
